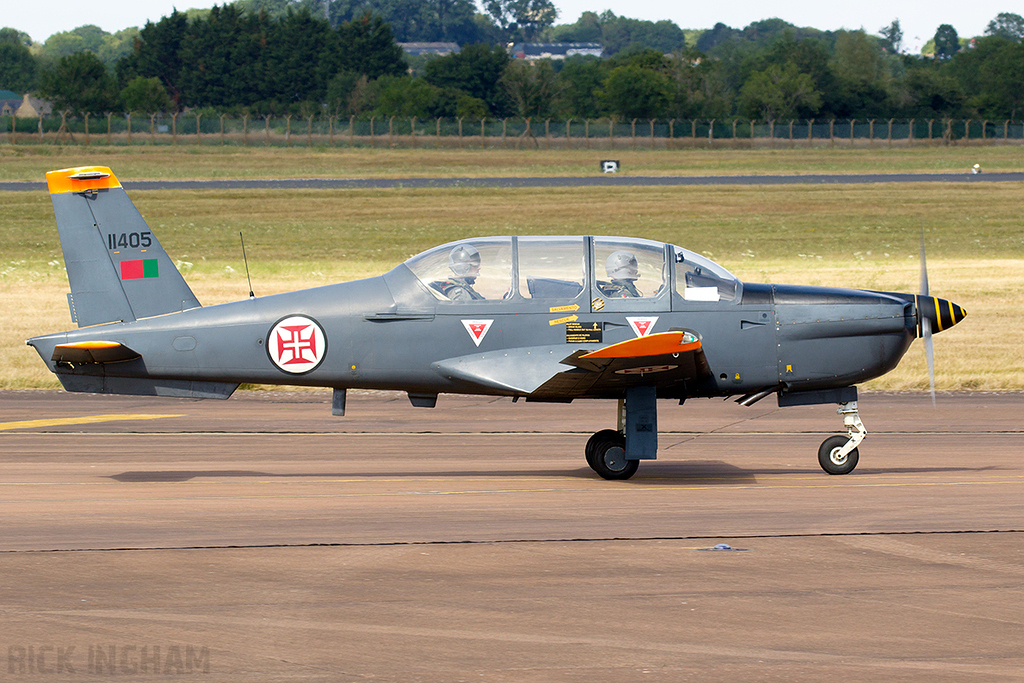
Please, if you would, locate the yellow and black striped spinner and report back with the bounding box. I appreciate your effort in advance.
[915,296,967,337]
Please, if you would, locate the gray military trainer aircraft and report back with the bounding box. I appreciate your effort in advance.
[27,166,967,480]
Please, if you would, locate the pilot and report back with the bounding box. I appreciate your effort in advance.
[598,250,642,297]
[433,244,485,301]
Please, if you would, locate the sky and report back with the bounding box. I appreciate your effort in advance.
[5,0,1014,54]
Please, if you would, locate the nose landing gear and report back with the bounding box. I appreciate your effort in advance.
[818,400,865,475]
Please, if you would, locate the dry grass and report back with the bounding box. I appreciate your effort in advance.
[1,144,1021,181]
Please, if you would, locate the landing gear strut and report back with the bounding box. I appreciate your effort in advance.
[585,386,657,480]
[817,400,865,475]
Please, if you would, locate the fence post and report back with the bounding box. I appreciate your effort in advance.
[630,118,636,149]
[927,119,933,145]
[691,119,696,139]
[502,118,507,149]
[887,118,893,148]
[107,113,112,144]
[481,118,486,149]
[849,119,855,147]
[1004,120,1009,143]
[545,118,551,149]
[221,113,227,145]
[585,119,589,149]
[126,113,132,145]
[566,119,571,150]
[829,119,834,147]
[266,115,272,145]
[150,113,156,141]
[964,119,970,141]
[388,116,394,147]
[769,120,775,149]
[807,118,814,147]
[649,119,655,149]
[944,119,952,145]
[731,119,736,143]
[436,117,441,148]
[84,112,90,145]
[609,118,614,150]
[409,117,415,148]
[669,119,675,149]
[788,119,794,148]
[708,118,715,146]
[751,119,756,144]
[908,118,914,147]
[329,116,335,147]
[868,118,874,146]
[172,112,177,145]
[457,117,464,148]
[38,113,43,140]
[285,114,292,147]
[243,114,248,146]
[349,115,355,148]
[370,116,375,147]
[196,113,202,145]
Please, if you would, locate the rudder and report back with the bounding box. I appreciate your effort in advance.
[47,166,200,327]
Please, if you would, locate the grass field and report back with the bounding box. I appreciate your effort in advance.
[1,144,1022,181]
[2,146,1021,391]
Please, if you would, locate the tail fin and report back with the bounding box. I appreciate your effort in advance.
[47,166,200,327]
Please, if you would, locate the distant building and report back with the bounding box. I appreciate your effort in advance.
[0,90,21,116]
[15,94,51,118]
[399,42,461,57]
[510,43,603,61]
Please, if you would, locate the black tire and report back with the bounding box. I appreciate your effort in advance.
[591,434,639,481]
[818,435,859,475]
[586,429,622,469]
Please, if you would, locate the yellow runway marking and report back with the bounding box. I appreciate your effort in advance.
[0,414,185,431]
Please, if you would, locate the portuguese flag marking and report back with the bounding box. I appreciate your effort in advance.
[121,259,159,280]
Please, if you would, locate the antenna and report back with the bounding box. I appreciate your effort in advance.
[239,232,255,298]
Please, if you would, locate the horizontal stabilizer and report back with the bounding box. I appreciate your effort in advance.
[52,341,140,364]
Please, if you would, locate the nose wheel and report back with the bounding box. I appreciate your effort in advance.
[818,401,865,475]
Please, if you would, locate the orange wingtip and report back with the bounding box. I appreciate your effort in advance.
[56,341,124,350]
[46,166,121,194]
[581,331,702,359]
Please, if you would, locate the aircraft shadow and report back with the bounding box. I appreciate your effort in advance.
[107,463,1002,484]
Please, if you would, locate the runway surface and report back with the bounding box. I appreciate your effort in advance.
[1,390,1022,681]
[3,171,1023,192]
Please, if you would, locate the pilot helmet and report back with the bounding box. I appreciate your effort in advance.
[449,244,481,279]
[606,250,639,280]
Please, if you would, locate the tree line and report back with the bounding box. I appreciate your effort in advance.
[0,8,1021,123]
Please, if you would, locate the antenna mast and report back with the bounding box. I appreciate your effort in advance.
[240,232,255,298]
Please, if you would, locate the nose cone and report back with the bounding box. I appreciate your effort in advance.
[917,296,967,337]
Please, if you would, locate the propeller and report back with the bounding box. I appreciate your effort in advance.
[919,231,935,406]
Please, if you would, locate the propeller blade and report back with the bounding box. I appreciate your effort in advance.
[922,316,936,406]
[919,230,929,297]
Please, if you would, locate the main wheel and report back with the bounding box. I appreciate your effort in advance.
[586,429,622,469]
[818,435,859,475]
[590,433,639,481]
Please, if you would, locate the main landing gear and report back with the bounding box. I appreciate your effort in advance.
[585,386,657,481]
[817,400,865,475]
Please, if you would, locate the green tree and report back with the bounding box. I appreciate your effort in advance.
[484,0,557,42]
[0,40,38,93]
[555,55,608,118]
[0,27,33,47]
[984,12,1024,41]
[121,76,172,112]
[38,51,120,114]
[500,59,559,117]
[878,19,903,54]
[335,12,408,79]
[666,48,730,119]
[947,36,1024,118]
[547,11,601,43]
[933,24,960,59]
[739,63,822,119]
[601,63,670,119]
[424,43,511,116]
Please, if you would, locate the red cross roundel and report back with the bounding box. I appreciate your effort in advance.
[267,315,327,374]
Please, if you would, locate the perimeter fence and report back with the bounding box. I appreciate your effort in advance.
[3,114,1022,148]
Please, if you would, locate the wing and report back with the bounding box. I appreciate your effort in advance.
[432,331,712,400]
[530,330,712,399]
